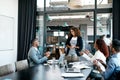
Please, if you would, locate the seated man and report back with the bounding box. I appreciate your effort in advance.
[28,38,50,67]
[95,39,120,80]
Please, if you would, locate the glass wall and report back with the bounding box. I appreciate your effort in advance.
[36,16,45,53]
[46,12,94,50]
[36,0,112,52]
[97,0,112,8]
[96,13,112,38]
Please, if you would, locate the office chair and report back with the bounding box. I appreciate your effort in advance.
[15,59,29,71]
[0,63,15,77]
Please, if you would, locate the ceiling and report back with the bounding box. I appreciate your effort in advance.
[46,13,111,27]
[37,0,112,27]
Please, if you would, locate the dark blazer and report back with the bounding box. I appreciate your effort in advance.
[66,36,83,56]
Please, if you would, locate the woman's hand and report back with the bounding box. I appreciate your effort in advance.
[75,46,79,49]
[59,48,65,55]
[93,60,98,66]
[93,59,104,73]
[96,59,107,68]
[70,45,76,49]
[66,45,74,49]
[79,51,84,55]
[84,49,90,55]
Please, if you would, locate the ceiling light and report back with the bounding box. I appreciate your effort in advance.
[49,15,85,19]
[49,0,68,6]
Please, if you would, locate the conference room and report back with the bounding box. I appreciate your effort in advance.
[0,0,120,80]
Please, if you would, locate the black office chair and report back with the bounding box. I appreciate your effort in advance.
[116,71,120,79]
[110,71,120,80]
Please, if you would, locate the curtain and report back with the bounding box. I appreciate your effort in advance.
[17,0,37,61]
[113,0,120,40]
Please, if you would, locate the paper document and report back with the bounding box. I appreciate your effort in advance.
[61,73,84,77]
[97,61,105,71]
[72,64,91,69]
[82,53,91,61]
[47,60,58,64]
[66,68,81,73]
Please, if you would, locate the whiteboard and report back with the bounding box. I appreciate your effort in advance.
[0,15,14,51]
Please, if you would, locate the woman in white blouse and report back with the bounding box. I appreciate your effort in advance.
[80,39,109,71]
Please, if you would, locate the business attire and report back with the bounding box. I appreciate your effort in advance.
[102,52,120,80]
[28,46,48,67]
[65,36,83,62]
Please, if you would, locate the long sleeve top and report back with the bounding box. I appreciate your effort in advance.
[66,36,83,56]
[102,52,120,80]
[28,47,48,66]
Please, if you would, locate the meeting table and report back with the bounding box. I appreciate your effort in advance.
[0,58,92,80]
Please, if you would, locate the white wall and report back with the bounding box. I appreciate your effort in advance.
[0,0,18,66]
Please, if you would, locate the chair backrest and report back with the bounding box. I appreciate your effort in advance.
[115,71,120,80]
[15,59,29,71]
[109,70,120,80]
[0,63,16,77]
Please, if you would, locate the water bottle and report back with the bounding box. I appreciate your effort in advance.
[64,60,68,69]
[52,57,56,69]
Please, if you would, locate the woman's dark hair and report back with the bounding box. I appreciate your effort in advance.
[96,39,109,58]
[112,39,120,52]
[68,26,81,37]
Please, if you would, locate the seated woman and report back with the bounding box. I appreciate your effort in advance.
[80,39,109,80]
[94,39,120,80]
[80,39,109,71]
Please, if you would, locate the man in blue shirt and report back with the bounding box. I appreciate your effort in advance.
[96,39,120,80]
[28,38,50,67]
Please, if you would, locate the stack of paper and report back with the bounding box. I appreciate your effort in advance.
[47,60,58,64]
[72,64,91,69]
[61,73,84,77]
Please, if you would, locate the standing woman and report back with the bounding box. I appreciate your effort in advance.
[66,27,83,62]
